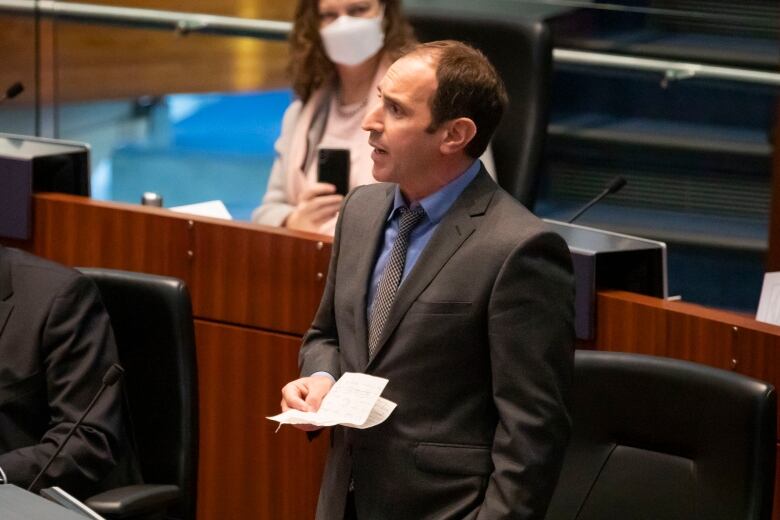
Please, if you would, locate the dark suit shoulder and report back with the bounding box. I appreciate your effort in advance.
[483,188,566,252]
[344,183,393,209]
[351,182,394,198]
[1,247,92,302]
[340,183,394,227]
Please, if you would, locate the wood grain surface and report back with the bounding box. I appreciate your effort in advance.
[0,0,296,103]
[195,320,328,520]
[190,218,331,336]
[10,194,331,334]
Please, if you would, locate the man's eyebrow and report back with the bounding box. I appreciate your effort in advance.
[381,90,405,110]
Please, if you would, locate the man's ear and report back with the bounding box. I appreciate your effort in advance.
[440,117,477,156]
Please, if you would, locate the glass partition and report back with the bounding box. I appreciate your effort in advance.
[51,18,291,219]
[0,12,40,135]
[1,0,777,311]
[531,0,778,311]
[407,0,778,311]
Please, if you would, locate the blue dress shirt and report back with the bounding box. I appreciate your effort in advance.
[311,160,481,382]
[366,160,482,320]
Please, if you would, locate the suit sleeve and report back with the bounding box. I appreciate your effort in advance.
[298,188,360,378]
[478,231,575,520]
[0,274,123,496]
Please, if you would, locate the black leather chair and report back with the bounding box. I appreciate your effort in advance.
[78,268,199,520]
[408,7,552,209]
[546,350,776,520]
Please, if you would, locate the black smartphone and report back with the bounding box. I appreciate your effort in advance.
[318,148,350,196]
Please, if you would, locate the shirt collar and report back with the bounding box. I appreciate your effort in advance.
[388,160,482,224]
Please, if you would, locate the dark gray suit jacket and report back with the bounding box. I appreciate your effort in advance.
[0,246,132,498]
[300,169,575,519]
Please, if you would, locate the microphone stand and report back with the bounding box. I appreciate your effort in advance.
[568,177,627,224]
[27,364,124,493]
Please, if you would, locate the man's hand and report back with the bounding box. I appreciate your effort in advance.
[285,183,344,232]
[280,375,335,432]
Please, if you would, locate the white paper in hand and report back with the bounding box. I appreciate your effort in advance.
[268,373,396,430]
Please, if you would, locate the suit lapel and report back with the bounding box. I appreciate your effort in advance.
[0,247,14,339]
[366,170,497,368]
[351,185,395,369]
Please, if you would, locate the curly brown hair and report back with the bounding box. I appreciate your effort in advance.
[289,0,415,103]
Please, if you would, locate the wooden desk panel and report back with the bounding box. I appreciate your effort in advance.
[595,291,670,356]
[595,290,760,371]
[12,194,332,334]
[596,290,780,425]
[190,219,330,336]
[195,320,327,520]
[24,194,193,280]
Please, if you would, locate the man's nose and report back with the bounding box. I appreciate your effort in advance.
[361,103,382,132]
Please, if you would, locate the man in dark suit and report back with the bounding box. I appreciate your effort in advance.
[281,40,574,519]
[0,245,131,498]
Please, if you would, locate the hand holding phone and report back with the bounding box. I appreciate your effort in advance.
[285,183,344,232]
[318,148,350,196]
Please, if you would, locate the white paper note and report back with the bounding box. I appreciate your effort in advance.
[268,373,396,429]
[170,200,232,220]
[342,397,397,429]
[756,272,780,326]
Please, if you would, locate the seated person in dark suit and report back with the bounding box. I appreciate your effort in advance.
[0,245,137,498]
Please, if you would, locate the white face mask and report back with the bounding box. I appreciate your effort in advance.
[320,10,385,67]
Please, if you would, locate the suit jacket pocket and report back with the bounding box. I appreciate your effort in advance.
[0,370,43,407]
[414,442,493,476]
[409,301,472,315]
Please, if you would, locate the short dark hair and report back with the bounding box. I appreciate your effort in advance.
[407,40,508,159]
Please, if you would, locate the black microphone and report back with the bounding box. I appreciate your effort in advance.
[27,364,124,493]
[567,176,627,223]
[0,82,24,103]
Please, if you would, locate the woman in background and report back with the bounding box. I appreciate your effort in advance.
[252,0,415,234]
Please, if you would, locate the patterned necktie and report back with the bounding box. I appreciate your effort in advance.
[367,206,426,360]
